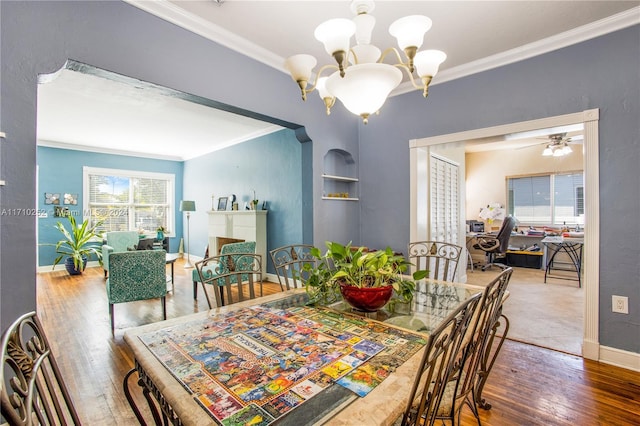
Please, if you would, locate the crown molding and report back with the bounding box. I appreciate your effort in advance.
[125,1,639,92]
[394,6,640,95]
[123,0,284,71]
[37,139,186,162]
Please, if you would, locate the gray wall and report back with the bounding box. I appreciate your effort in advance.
[358,26,640,353]
[0,1,359,331]
[1,2,638,356]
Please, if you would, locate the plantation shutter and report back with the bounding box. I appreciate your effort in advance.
[430,154,459,244]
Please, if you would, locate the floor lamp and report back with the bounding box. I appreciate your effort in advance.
[180,200,196,268]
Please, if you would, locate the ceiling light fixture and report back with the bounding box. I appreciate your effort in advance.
[542,134,573,157]
[284,0,446,124]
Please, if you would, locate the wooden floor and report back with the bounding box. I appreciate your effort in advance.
[35,259,640,425]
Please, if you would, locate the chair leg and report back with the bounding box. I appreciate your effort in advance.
[161,296,166,320]
[475,313,510,410]
[109,303,115,334]
[193,281,198,300]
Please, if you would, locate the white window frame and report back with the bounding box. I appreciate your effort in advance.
[83,166,175,235]
[506,171,584,226]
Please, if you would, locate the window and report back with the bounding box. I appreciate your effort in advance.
[83,167,175,234]
[507,172,584,225]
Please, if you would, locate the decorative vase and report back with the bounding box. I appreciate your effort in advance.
[338,282,393,312]
[65,256,87,275]
[156,231,164,241]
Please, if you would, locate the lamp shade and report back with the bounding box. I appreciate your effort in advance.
[284,54,317,82]
[325,63,402,119]
[314,18,355,55]
[179,200,196,212]
[389,15,432,50]
[414,50,447,77]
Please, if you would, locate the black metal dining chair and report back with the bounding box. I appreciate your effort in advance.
[195,253,262,308]
[269,244,318,290]
[436,266,513,424]
[1,311,81,425]
[408,240,464,281]
[400,292,482,426]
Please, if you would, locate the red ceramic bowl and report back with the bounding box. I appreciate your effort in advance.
[339,282,393,312]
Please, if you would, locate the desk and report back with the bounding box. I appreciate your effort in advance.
[541,236,584,287]
[124,281,483,425]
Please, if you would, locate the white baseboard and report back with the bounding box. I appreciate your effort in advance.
[599,345,640,372]
[37,260,102,273]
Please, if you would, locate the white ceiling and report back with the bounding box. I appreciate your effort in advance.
[37,1,639,160]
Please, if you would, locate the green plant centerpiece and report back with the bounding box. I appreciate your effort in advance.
[49,215,104,275]
[302,241,427,312]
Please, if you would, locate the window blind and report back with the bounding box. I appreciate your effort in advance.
[84,167,174,233]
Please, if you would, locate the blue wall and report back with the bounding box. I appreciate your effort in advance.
[357,26,640,353]
[183,128,310,273]
[37,147,184,266]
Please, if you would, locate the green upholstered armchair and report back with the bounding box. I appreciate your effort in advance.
[106,249,167,333]
[192,241,257,307]
[102,231,139,277]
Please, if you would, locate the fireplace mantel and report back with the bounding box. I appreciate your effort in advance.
[207,210,267,275]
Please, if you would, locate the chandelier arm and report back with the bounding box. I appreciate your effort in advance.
[394,64,423,90]
[379,47,405,66]
[305,64,340,94]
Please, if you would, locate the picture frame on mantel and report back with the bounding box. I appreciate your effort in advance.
[217,197,228,211]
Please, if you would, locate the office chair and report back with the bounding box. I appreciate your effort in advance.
[473,215,516,271]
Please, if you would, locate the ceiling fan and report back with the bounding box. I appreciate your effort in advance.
[516,132,582,156]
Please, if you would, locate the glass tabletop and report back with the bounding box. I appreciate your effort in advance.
[257,280,482,425]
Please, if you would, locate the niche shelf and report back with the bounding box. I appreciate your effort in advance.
[322,149,358,201]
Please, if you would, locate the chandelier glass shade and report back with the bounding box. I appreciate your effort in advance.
[284,0,446,124]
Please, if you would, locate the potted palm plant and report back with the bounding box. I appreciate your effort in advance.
[50,215,104,275]
[302,241,428,312]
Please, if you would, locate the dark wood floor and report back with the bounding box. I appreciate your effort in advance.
[35,259,640,425]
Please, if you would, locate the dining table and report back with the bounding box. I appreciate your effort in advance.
[123,279,485,426]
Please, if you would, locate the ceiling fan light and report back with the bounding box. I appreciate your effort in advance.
[553,147,565,157]
[542,146,554,156]
[414,49,447,77]
[325,63,402,119]
[314,18,355,56]
[389,15,432,50]
[562,143,573,154]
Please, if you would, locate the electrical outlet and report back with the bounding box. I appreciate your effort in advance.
[612,295,629,314]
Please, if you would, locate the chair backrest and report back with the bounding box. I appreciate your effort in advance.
[1,311,81,425]
[401,292,482,426]
[442,267,513,421]
[195,253,262,308]
[407,241,463,281]
[104,231,139,252]
[269,244,317,290]
[106,250,167,304]
[494,216,516,254]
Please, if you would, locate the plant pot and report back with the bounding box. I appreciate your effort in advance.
[65,256,87,275]
[339,282,393,312]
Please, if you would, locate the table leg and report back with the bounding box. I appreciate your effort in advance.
[171,262,175,292]
[124,361,183,425]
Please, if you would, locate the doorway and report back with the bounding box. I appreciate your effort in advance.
[409,109,600,360]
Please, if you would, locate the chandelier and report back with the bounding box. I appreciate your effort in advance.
[284,0,446,124]
[542,134,573,157]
